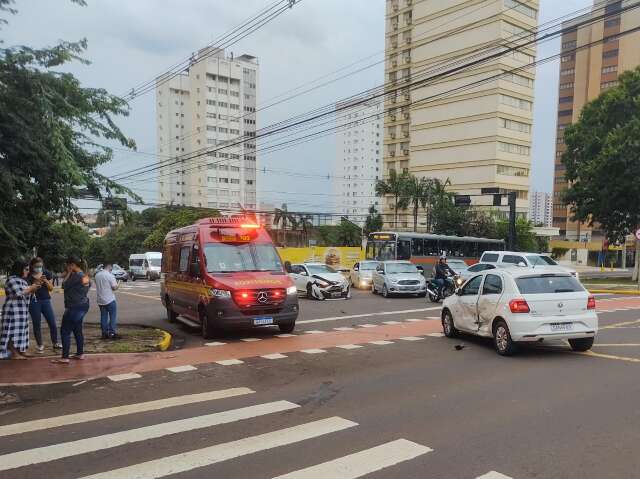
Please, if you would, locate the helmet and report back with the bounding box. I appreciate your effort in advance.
[439,255,446,261]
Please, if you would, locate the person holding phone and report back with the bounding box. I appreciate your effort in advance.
[52,256,91,364]
[1,261,42,359]
[28,257,61,353]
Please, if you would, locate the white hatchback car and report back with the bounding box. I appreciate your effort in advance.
[441,267,598,356]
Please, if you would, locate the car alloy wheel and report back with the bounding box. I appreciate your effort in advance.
[495,326,509,353]
[442,310,458,338]
[382,284,389,298]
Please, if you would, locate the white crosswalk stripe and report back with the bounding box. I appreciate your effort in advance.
[272,439,432,479]
[476,472,513,479]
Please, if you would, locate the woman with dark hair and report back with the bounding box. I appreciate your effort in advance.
[52,256,90,364]
[28,257,60,353]
[1,261,42,359]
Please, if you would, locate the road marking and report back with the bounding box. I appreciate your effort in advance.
[335,344,363,350]
[301,349,326,354]
[0,401,299,472]
[276,334,297,338]
[383,321,402,325]
[216,359,244,366]
[78,417,357,479]
[241,338,262,342]
[593,343,640,347]
[359,324,378,328]
[304,330,325,334]
[427,333,445,337]
[476,472,513,479]
[261,353,288,360]
[405,319,424,323]
[273,439,432,479]
[0,388,254,438]
[166,365,197,373]
[117,291,161,301]
[334,327,354,331]
[297,307,440,324]
[370,340,394,346]
[205,342,226,347]
[579,350,640,363]
[399,336,424,341]
[601,319,640,329]
[108,373,141,382]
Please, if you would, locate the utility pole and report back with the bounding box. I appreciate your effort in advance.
[508,191,517,251]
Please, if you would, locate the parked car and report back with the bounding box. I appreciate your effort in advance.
[288,263,351,300]
[95,264,129,282]
[349,261,379,289]
[459,262,497,280]
[371,261,427,297]
[479,251,578,279]
[444,259,469,275]
[441,267,597,356]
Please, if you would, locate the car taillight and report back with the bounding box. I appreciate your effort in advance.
[587,295,596,310]
[509,298,530,313]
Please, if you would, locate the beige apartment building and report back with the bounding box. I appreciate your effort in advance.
[553,0,640,240]
[383,0,539,229]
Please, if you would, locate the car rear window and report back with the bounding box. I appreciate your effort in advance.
[482,253,499,263]
[516,275,584,294]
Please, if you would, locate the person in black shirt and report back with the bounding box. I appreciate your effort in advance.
[51,256,91,364]
[27,257,61,353]
[434,256,456,293]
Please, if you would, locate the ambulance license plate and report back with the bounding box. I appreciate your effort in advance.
[254,317,274,326]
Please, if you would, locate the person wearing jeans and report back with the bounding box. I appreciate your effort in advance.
[52,256,90,364]
[27,257,61,352]
[95,264,119,339]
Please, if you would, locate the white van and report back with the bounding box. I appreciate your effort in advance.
[479,251,579,279]
[129,252,162,281]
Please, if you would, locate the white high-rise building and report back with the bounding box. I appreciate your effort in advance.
[156,47,258,210]
[529,191,553,227]
[335,100,383,225]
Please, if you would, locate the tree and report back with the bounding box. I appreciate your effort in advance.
[562,66,640,243]
[404,176,430,232]
[296,214,314,246]
[375,170,409,229]
[143,207,219,251]
[273,204,298,246]
[36,222,91,272]
[364,205,383,235]
[0,1,136,269]
[496,217,537,253]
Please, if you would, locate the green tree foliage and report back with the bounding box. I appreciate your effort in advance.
[36,223,91,272]
[364,205,383,235]
[0,0,136,268]
[375,170,409,229]
[496,217,537,252]
[562,66,640,242]
[317,219,361,247]
[142,207,219,251]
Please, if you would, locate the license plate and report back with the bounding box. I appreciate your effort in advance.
[550,323,573,332]
[253,317,274,326]
[331,292,342,298]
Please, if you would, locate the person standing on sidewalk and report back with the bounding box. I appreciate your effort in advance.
[52,256,90,365]
[95,263,119,339]
[1,261,42,359]
[27,257,61,353]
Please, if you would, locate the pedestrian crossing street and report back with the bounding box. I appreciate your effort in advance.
[0,387,515,479]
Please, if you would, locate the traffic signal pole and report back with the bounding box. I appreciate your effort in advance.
[507,191,517,251]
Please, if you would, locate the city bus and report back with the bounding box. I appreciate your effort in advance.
[366,232,505,274]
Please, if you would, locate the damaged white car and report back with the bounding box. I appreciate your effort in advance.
[287,263,351,300]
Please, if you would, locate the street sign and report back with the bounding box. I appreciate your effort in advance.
[635,229,640,240]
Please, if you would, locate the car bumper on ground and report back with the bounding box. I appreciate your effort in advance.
[204,295,299,329]
[509,313,598,342]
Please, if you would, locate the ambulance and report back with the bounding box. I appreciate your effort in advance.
[160,216,299,338]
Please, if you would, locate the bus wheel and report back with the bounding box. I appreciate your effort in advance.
[200,307,219,339]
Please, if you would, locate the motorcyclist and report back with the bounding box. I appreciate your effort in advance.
[434,255,456,295]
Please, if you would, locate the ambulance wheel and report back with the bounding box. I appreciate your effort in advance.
[200,307,220,339]
[279,321,296,334]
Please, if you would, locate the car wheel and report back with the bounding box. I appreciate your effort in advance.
[442,309,458,338]
[200,307,219,340]
[371,282,377,294]
[165,297,177,323]
[382,284,389,298]
[279,321,295,334]
[493,320,517,356]
[568,337,594,352]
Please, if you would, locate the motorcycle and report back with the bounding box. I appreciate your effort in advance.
[426,274,464,303]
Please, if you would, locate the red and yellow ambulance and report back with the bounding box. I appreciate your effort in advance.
[160,216,299,338]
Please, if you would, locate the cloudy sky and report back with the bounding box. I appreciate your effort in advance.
[3,0,593,211]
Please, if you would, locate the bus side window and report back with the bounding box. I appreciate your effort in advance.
[398,239,411,260]
[411,238,424,257]
[425,239,438,256]
[462,241,477,258]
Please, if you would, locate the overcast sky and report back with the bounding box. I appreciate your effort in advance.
[3,0,592,211]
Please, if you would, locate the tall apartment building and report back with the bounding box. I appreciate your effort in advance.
[529,191,553,227]
[156,47,258,210]
[383,0,538,229]
[335,100,383,226]
[552,0,640,239]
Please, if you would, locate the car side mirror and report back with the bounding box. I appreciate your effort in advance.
[517,262,526,267]
[284,261,292,273]
[300,271,308,276]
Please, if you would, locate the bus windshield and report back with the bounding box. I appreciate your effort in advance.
[148,258,161,267]
[204,243,283,273]
[367,241,396,261]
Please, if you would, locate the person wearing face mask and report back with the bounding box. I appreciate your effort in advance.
[27,257,60,353]
[1,261,42,359]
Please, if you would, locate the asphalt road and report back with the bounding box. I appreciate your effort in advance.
[2,285,640,478]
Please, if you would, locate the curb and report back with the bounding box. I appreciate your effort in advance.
[589,289,640,295]
[156,330,172,351]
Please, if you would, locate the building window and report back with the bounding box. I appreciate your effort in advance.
[602,65,618,74]
[502,72,534,88]
[601,80,619,90]
[500,94,532,111]
[604,17,621,28]
[559,96,573,104]
[561,54,575,63]
[497,165,530,177]
[498,141,531,156]
[558,109,573,117]
[602,49,619,59]
[504,0,538,18]
[559,82,574,90]
[560,68,575,76]
[562,40,577,50]
[499,118,531,133]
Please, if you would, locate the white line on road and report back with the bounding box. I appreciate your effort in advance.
[399,336,424,341]
[359,324,378,328]
[304,330,325,334]
[382,321,402,325]
[405,319,424,323]
[216,359,244,366]
[108,373,142,382]
[205,342,227,347]
[297,307,440,324]
[476,472,513,479]
[335,344,364,350]
[240,338,262,342]
[261,353,288,360]
[272,438,432,479]
[300,349,327,354]
[78,417,358,479]
[0,388,254,438]
[276,334,297,338]
[0,401,299,472]
[370,340,394,346]
[334,327,355,331]
[165,365,197,373]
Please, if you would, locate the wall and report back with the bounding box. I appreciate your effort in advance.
[277,247,365,269]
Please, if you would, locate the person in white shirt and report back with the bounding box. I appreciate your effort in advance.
[95,264,119,339]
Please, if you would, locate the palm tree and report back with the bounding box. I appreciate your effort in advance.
[424,178,451,233]
[297,214,314,246]
[273,204,297,246]
[375,170,409,229]
[405,176,431,232]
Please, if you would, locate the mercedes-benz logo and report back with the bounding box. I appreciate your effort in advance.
[257,291,269,304]
[557,302,564,309]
